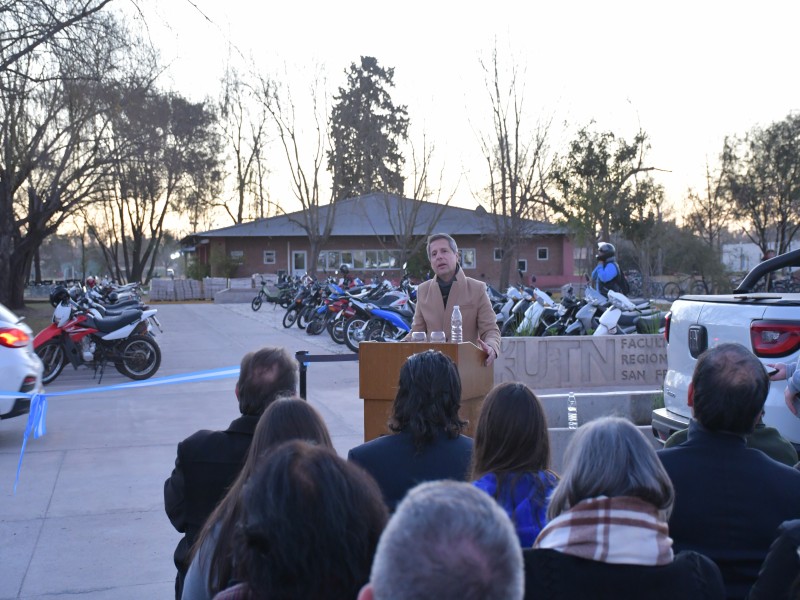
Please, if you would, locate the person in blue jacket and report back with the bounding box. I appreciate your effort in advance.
[471,382,558,547]
[590,242,624,296]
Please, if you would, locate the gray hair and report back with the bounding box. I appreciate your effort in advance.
[547,417,674,522]
[369,480,523,600]
[426,233,458,259]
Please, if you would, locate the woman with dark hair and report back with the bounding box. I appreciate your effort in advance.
[471,382,558,547]
[182,397,334,600]
[214,440,388,600]
[524,417,724,599]
[348,350,473,510]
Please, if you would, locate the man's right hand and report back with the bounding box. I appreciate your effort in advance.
[769,363,788,381]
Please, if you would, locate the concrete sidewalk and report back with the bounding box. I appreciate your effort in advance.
[0,303,362,599]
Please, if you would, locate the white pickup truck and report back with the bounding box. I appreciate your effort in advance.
[653,249,800,445]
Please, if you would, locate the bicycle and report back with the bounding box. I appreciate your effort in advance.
[251,278,270,311]
[623,271,663,299]
[663,274,709,301]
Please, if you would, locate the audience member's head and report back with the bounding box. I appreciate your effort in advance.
[236,346,298,416]
[690,342,769,434]
[472,381,551,479]
[388,350,465,450]
[360,480,524,600]
[193,397,333,596]
[235,440,388,599]
[547,417,674,521]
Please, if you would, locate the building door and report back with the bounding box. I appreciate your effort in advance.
[291,251,307,277]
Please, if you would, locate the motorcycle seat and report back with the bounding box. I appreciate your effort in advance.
[93,310,142,333]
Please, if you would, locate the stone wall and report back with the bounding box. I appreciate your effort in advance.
[495,334,667,389]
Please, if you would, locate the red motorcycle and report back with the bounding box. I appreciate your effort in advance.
[34,286,161,384]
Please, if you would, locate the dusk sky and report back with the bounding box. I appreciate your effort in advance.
[132,0,800,222]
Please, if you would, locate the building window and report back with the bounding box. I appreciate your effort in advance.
[318,249,402,271]
[537,247,549,260]
[263,251,276,265]
[493,248,504,261]
[461,248,476,269]
[230,250,244,259]
[518,259,527,272]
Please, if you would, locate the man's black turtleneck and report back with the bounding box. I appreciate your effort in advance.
[436,264,460,308]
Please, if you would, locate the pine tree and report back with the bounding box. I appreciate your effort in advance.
[328,56,409,201]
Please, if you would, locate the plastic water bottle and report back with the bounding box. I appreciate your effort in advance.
[450,305,463,343]
[567,392,578,430]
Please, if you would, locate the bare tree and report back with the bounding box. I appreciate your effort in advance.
[359,134,453,269]
[257,75,335,275]
[475,46,552,289]
[217,65,270,224]
[88,88,222,283]
[684,162,735,252]
[0,0,115,77]
[0,8,127,307]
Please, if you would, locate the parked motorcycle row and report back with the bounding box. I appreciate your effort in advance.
[34,281,163,384]
[280,269,417,353]
[273,267,667,353]
[494,274,668,338]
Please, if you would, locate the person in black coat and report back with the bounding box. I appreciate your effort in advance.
[163,346,297,600]
[658,343,800,600]
[748,519,800,600]
[348,350,473,510]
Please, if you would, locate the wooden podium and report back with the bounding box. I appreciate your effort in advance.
[358,341,494,442]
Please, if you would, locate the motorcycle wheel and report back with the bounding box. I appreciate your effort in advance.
[297,306,314,329]
[251,295,263,311]
[279,296,292,309]
[344,317,367,353]
[115,334,161,380]
[365,320,390,342]
[36,340,67,384]
[282,307,299,328]
[306,314,327,335]
[330,317,346,344]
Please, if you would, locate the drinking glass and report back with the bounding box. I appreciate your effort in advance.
[411,331,427,342]
[430,331,446,343]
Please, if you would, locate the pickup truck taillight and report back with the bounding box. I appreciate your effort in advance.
[664,311,672,344]
[750,321,800,358]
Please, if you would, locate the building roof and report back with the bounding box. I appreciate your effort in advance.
[188,192,565,240]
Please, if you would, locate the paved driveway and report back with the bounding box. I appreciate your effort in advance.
[0,302,362,599]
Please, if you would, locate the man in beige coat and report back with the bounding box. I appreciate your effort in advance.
[409,233,501,366]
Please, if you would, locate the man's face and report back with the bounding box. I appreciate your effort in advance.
[429,238,458,281]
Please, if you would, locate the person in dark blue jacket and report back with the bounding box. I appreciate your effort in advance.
[658,343,800,600]
[348,350,473,510]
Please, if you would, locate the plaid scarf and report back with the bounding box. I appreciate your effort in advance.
[533,496,674,566]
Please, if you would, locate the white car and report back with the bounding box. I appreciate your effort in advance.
[0,303,44,420]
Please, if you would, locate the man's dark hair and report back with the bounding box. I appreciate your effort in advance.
[691,343,769,434]
[388,350,466,451]
[236,347,298,416]
[234,441,388,599]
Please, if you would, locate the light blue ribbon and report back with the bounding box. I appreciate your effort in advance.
[3,365,241,492]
